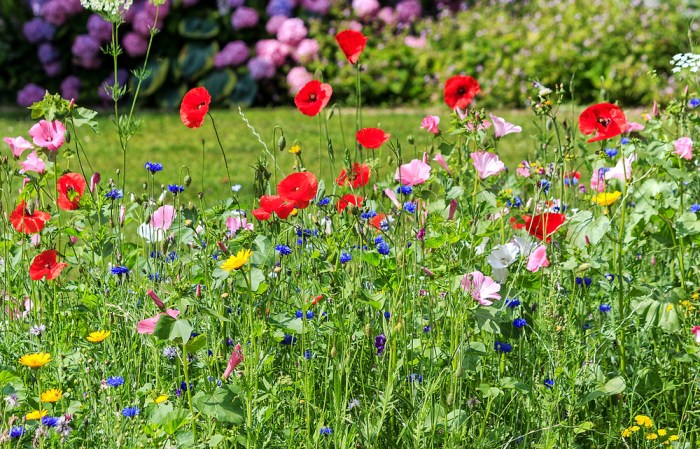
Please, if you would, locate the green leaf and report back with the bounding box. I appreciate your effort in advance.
[178,15,220,39]
[200,69,237,102]
[72,107,99,133]
[229,74,258,106]
[176,42,218,81]
[153,316,193,344]
[184,335,206,353]
[631,292,682,333]
[473,307,501,334]
[574,421,595,434]
[150,403,189,435]
[566,211,610,246]
[583,376,626,403]
[193,385,245,424]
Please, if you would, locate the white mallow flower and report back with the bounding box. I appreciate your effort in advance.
[512,236,537,257]
[491,268,509,284]
[487,243,519,269]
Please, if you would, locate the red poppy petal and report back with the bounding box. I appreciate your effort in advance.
[444,75,481,110]
[356,128,390,149]
[277,172,318,202]
[335,30,368,65]
[251,208,271,221]
[180,87,211,129]
[336,194,363,213]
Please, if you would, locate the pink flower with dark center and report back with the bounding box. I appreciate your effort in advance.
[28,120,65,151]
[526,245,550,272]
[3,136,33,158]
[460,271,501,306]
[471,151,505,179]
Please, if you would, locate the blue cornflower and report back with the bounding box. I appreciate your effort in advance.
[599,304,612,313]
[505,298,521,309]
[423,325,431,333]
[621,137,631,145]
[407,373,423,383]
[575,277,592,287]
[377,242,390,255]
[306,310,314,320]
[167,251,178,262]
[295,310,303,319]
[9,426,24,438]
[281,334,297,345]
[384,311,391,320]
[544,379,555,389]
[397,186,413,195]
[403,202,416,213]
[605,148,618,158]
[106,376,125,387]
[319,426,332,436]
[121,406,140,418]
[374,236,384,245]
[110,266,129,276]
[538,179,550,193]
[105,189,123,200]
[41,416,58,427]
[690,98,700,108]
[144,162,163,174]
[339,252,352,264]
[374,334,387,355]
[507,196,523,208]
[605,273,615,282]
[304,349,312,360]
[690,203,700,213]
[168,184,184,194]
[317,197,330,207]
[275,244,292,256]
[148,273,162,282]
[361,210,378,219]
[494,341,513,353]
[296,228,318,238]
[513,318,527,329]
[379,219,390,232]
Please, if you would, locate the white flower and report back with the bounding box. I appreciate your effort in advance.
[512,236,537,257]
[487,243,519,269]
[80,0,133,18]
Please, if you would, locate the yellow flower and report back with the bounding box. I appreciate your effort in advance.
[669,435,679,441]
[19,352,51,369]
[621,428,632,438]
[220,249,252,271]
[634,415,653,428]
[289,208,298,217]
[288,145,301,154]
[40,389,62,403]
[154,395,168,404]
[25,409,47,421]
[665,304,674,312]
[592,191,622,206]
[631,426,640,432]
[87,330,111,343]
[692,293,699,300]
[647,433,658,440]
[658,429,667,437]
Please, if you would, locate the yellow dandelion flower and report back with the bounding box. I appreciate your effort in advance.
[87,330,111,343]
[692,293,699,300]
[621,428,632,438]
[25,409,47,421]
[19,352,51,369]
[658,429,667,437]
[220,249,252,271]
[647,433,658,440]
[40,389,62,403]
[669,435,679,441]
[592,191,622,206]
[154,395,168,404]
[665,304,674,312]
[631,426,640,432]
[634,415,653,428]
[288,145,301,154]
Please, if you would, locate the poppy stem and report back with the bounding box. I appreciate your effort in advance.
[208,113,233,198]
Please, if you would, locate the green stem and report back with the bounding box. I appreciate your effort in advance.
[181,346,197,442]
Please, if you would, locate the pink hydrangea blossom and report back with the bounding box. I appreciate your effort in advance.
[28,119,65,151]
[461,271,501,306]
[292,38,320,64]
[286,67,314,95]
[674,137,693,160]
[377,7,396,24]
[395,158,431,186]
[19,151,46,174]
[277,18,307,46]
[231,6,259,30]
[352,0,380,18]
[255,39,290,67]
[300,0,331,14]
[420,115,440,135]
[3,136,34,158]
[247,56,276,80]
[265,15,287,34]
[470,151,505,179]
[526,245,550,272]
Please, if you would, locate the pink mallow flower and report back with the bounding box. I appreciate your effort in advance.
[28,119,65,151]
[461,271,501,306]
[605,154,636,182]
[526,245,550,272]
[222,343,244,379]
[3,136,33,158]
[420,115,440,135]
[674,137,693,160]
[692,326,700,344]
[489,113,522,138]
[137,309,180,334]
[395,157,431,186]
[19,151,45,174]
[226,213,254,236]
[433,153,450,174]
[471,151,505,179]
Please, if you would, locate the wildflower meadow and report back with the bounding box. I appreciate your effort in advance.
[2,1,700,448]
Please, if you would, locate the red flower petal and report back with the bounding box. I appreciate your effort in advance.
[370,213,387,230]
[251,208,271,221]
[30,249,66,281]
[335,163,370,189]
[259,195,295,219]
[335,30,368,65]
[9,201,50,234]
[294,80,333,117]
[180,87,211,129]
[277,171,318,204]
[443,75,481,110]
[336,194,364,214]
[356,128,390,149]
[57,172,86,211]
[526,213,566,242]
[578,103,627,143]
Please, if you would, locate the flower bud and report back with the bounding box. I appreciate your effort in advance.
[278,135,286,151]
[184,175,192,187]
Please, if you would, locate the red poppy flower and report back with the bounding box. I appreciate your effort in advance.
[9,201,50,234]
[56,172,86,211]
[510,216,528,230]
[444,75,481,110]
[356,128,390,149]
[251,208,271,221]
[260,195,296,219]
[335,163,370,189]
[294,80,333,117]
[336,194,364,214]
[335,30,368,65]
[370,213,387,230]
[525,213,566,242]
[277,171,318,209]
[29,249,67,281]
[180,87,211,129]
[578,103,627,143]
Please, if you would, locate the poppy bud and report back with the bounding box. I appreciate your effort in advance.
[142,183,148,190]
[64,130,71,144]
[198,192,204,200]
[90,173,100,193]
[278,135,286,151]
[158,191,166,205]
[184,175,192,187]
[407,135,415,145]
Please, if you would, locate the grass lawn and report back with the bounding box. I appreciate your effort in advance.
[0,105,598,205]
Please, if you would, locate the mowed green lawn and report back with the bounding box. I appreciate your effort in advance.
[0,106,566,205]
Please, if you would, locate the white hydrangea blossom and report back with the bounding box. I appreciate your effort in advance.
[80,0,133,18]
[670,53,700,74]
